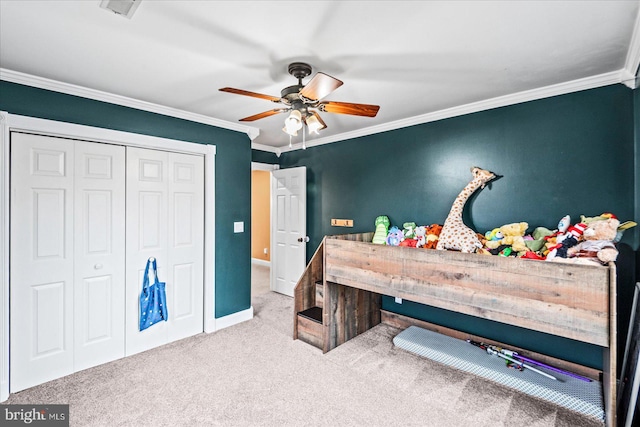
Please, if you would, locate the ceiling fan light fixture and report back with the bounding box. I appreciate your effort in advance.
[306,114,325,134]
[282,126,298,137]
[283,109,303,135]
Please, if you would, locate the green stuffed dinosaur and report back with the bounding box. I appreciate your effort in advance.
[372,215,390,244]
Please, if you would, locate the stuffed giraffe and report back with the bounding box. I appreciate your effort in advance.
[436,166,496,253]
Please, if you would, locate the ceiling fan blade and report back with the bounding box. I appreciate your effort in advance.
[319,101,380,117]
[239,109,288,122]
[219,87,281,102]
[299,72,343,101]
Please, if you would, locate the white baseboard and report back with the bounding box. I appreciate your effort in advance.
[251,258,270,267]
[213,306,254,331]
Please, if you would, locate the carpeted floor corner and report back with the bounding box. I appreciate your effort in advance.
[2,265,603,426]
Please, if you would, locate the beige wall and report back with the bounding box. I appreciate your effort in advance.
[251,170,270,261]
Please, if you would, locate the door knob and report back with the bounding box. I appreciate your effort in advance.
[297,236,310,243]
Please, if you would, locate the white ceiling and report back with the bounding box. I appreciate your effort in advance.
[1,1,639,153]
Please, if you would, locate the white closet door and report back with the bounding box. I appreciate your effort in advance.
[167,152,204,342]
[125,147,169,355]
[10,133,75,392]
[125,148,204,355]
[73,141,125,371]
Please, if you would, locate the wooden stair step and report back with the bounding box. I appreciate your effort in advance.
[298,306,322,324]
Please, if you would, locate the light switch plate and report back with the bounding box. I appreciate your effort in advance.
[395,297,403,304]
[234,221,244,233]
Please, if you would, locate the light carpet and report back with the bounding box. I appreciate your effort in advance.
[3,265,602,426]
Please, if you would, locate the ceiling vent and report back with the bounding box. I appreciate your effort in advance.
[99,0,141,19]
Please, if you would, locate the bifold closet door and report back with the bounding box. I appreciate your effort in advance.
[125,147,204,356]
[10,133,125,392]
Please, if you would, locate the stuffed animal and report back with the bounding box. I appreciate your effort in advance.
[372,215,390,245]
[386,226,404,246]
[546,222,586,261]
[615,220,637,242]
[484,228,503,243]
[436,166,496,253]
[485,222,528,253]
[415,225,427,248]
[424,224,443,249]
[402,222,417,239]
[399,238,418,248]
[566,218,619,264]
[524,226,553,252]
[580,212,616,225]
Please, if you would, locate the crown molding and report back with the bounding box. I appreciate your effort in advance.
[2,67,629,155]
[250,142,281,157]
[0,68,260,140]
[277,70,625,154]
[623,6,640,89]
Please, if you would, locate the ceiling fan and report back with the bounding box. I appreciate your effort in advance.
[219,62,380,138]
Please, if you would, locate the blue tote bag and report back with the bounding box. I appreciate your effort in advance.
[139,257,168,331]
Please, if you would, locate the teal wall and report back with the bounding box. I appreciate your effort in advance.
[252,149,279,164]
[279,84,638,369]
[0,81,252,318]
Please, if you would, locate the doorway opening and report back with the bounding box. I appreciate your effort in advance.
[251,163,277,297]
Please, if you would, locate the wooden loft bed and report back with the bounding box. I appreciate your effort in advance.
[293,232,617,427]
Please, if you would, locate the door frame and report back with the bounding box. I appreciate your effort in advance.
[0,111,217,401]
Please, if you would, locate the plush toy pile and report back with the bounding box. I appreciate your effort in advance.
[371,166,636,264]
[372,213,636,265]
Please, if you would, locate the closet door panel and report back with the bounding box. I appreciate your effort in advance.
[125,147,169,356]
[10,133,75,392]
[167,153,204,342]
[73,141,125,371]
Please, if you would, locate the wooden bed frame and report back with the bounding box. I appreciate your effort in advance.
[293,232,617,426]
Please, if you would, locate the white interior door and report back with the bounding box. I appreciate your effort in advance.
[10,132,75,392]
[73,141,125,372]
[125,147,204,355]
[271,167,307,297]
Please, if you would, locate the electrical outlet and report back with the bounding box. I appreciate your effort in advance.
[395,297,403,304]
[263,248,268,254]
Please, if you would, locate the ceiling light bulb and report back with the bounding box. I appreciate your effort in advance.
[282,126,298,137]
[284,110,302,134]
[306,114,323,134]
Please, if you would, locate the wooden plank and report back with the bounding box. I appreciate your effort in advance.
[293,238,324,340]
[327,232,375,242]
[603,262,617,427]
[322,281,383,351]
[297,315,324,350]
[347,286,359,341]
[323,281,346,352]
[315,281,323,309]
[381,310,600,381]
[325,239,610,346]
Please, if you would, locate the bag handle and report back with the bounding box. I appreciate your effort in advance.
[149,257,160,285]
[142,257,160,293]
